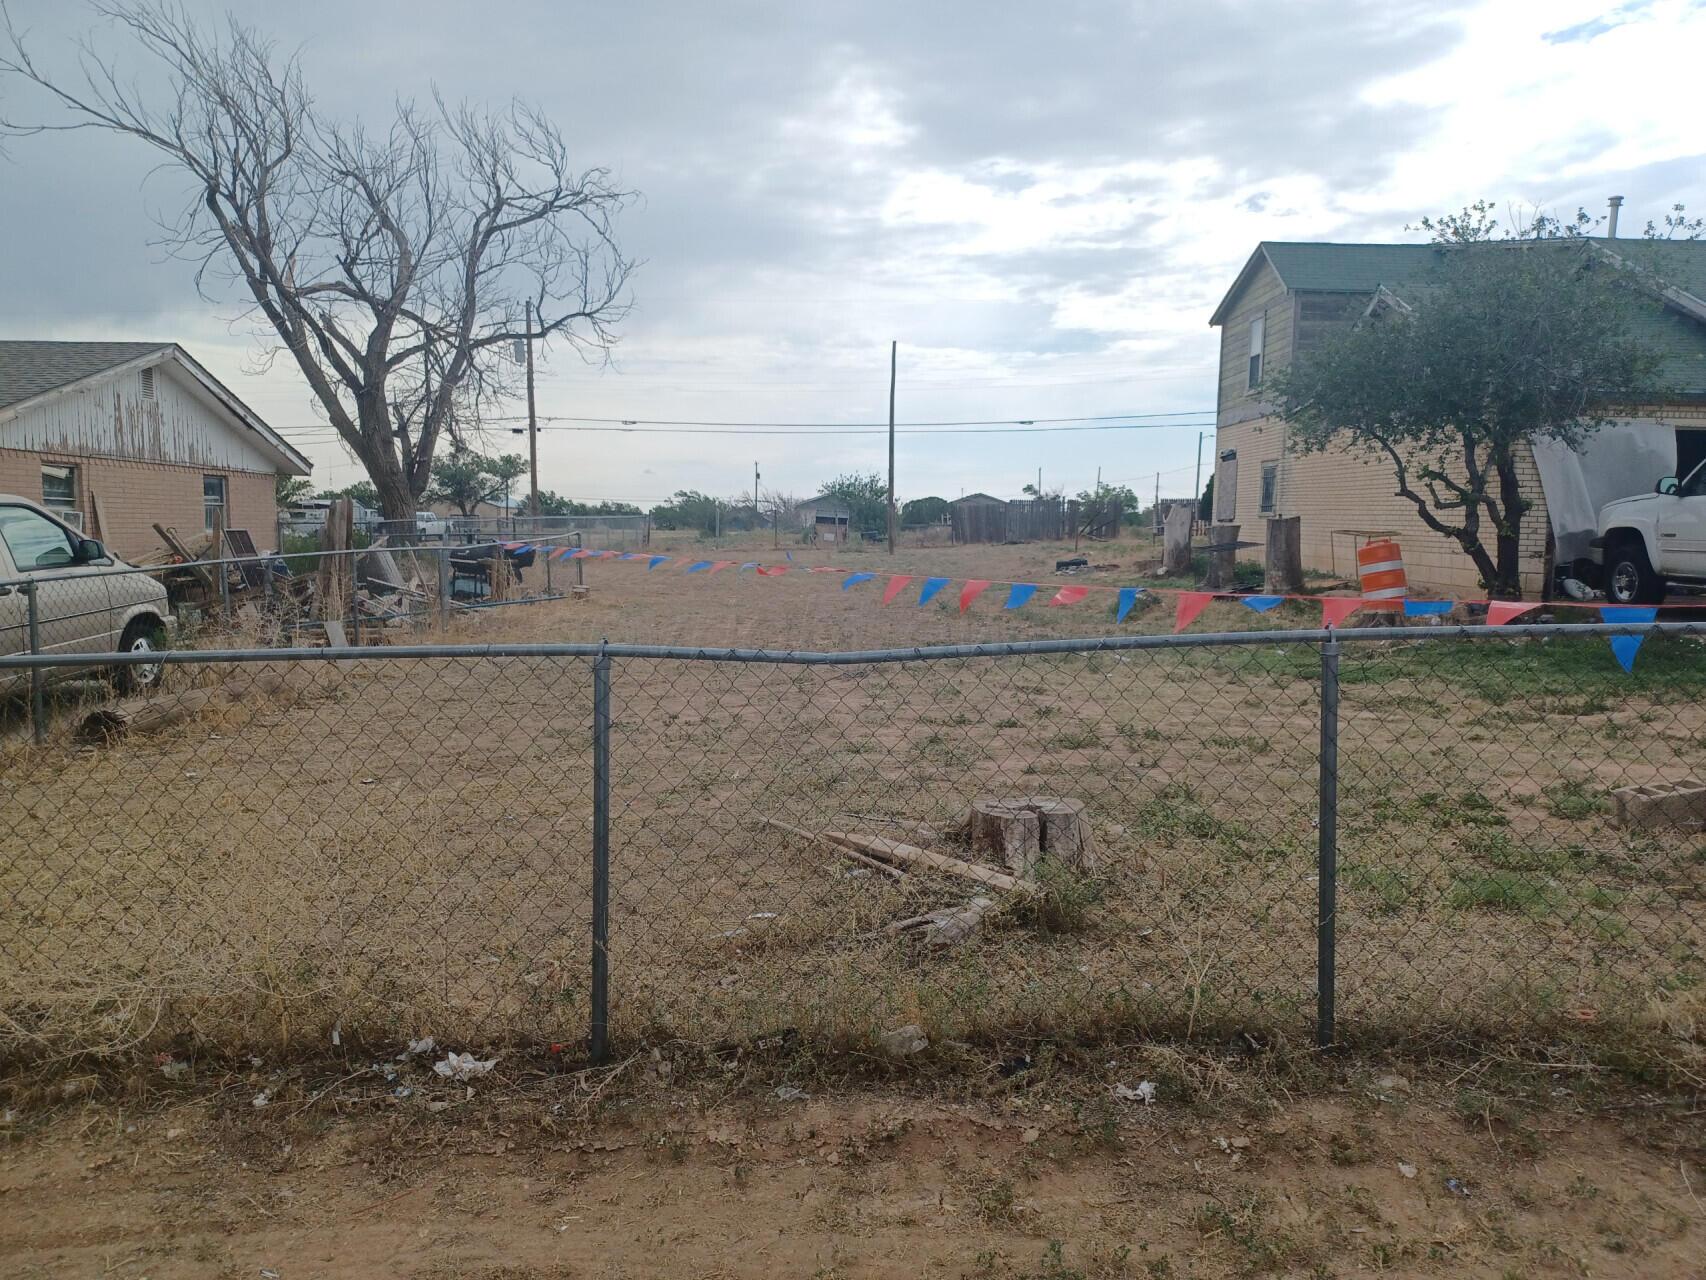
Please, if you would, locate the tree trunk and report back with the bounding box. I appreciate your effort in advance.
[1491,454,1528,599]
[1264,516,1303,592]
[954,796,1097,877]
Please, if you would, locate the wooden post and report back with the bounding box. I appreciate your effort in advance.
[1204,522,1239,589]
[887,339,897,556]
[1264,516,1304,593]
[1162,503,1194,576]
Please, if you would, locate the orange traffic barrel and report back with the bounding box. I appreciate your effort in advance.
[1356,539,1407,609]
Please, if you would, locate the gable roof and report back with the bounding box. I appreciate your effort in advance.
[1209,238,1706,396]
[0,340,310,474]
[0,340,169,411]
[951,491,1005,505]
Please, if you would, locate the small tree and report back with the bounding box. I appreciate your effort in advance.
[899,496,949,526]
[818,472,888,532]
[1270,236,1664,598]
[276,476,313,507]
[426,452,526,518]
[1071,483,1135,545]
[1197,475,1215,523]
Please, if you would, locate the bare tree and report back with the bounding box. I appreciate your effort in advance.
[758,488,800,548]
[1,2,635,519]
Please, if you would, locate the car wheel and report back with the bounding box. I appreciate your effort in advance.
[1605,539,1664,606]
[113,618,167,693]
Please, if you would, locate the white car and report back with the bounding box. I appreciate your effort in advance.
[414,511,450,538]
[0,494,173,697]
[1595,459,1706,604]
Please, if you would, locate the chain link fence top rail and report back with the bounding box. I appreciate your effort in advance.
[0,624,1702,1066]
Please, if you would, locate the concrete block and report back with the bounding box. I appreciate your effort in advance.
[1610,780,1706,833]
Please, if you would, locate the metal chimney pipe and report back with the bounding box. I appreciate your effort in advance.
[1607,195,1624,238]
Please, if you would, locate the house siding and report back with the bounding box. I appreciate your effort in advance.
[0,447,278,559]
[1214,417,1552,596]
[1215,255,1292,428]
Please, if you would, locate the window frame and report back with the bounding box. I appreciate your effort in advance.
[202,474,228,533]
[1247,314,1265,390]
[40,462,78,513]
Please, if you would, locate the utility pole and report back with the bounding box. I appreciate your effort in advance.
[754,461,761,538]
[886,340,897,555]
[1193,430,1205,535]
[525,300,540,521]
[1154,471,1161,542]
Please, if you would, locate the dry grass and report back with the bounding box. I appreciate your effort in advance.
[1,534,1704,1087]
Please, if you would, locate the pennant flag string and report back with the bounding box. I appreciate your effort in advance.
[1004,583,1038,610]
[1116,587,1142,624]
[881,575,914,606]
[959,580,993,613]
[843,572,877,590]
[1321,596,1362,629]
[1174,591,1214,633]
[1601,605,1658,673]
[1241,595,1284,614]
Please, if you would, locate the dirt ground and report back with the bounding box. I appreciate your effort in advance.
[4,1062,1704,1280]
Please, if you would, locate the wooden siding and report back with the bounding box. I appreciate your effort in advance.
[0,362,283,474]
[1215,255,1291,429]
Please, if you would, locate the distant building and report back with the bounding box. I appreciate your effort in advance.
[795,493,853,543]
[0,340,310,556]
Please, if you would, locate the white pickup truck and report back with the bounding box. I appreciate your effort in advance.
[1594,459,1706,603]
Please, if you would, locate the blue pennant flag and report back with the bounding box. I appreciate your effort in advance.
[647,556,668,569]
[1241,595,1284,614]
[618,552,641,561]
[917,576,951,606]
[740,561,760,571]
[1004,583,1037,610]
[1601,605,1658,673]
[843,572,876,590]
[1401,599,1453,616]
[513,543,533,554]
[786,550,794,562]
[686,560,713,573]
[1116,587,1142,624]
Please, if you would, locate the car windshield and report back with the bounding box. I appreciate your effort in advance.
[1679,462,1706,500]
[0,505,77,571]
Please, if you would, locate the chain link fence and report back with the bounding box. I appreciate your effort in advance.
[1,624,1703,1065]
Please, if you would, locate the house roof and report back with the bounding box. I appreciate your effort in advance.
[0,340,311,474]
[0,340,169,411]
[1210,238,1706,396]
[951,491,1005,505]
[799,493,851,510]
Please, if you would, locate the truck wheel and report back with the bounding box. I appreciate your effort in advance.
[113,618,167,693]
[1605,539,1664,605]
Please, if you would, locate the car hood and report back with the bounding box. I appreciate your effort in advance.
[1600,493,1658,519]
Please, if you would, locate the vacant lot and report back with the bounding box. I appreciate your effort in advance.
[3,534,1702,1078]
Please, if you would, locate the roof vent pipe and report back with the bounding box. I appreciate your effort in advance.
[1607,194,1624,238]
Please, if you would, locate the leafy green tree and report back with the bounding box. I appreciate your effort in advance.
[818,472,888,531]
[1197,475,1214,523]
[316,481,380,509]
[648,490,722,533]
[1071,483,1136,541]
[276,476,314,506]
[424,453,527,517]
[900,496,949,526]
[537,490,642,516]
[1271,233,1663,598]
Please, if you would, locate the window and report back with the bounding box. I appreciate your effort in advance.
[1259,462,1277,514]
[1247,314,1265,389]
[0,504,78,571]
[1680,460,1706,500]
[203,474,228,532]
[41,463,77,513]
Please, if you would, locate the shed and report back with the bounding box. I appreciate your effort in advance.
[796,493,853,543]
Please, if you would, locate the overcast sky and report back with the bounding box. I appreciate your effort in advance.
[2,0,1702,508]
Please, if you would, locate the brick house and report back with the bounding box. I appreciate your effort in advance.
[1208,240,1706,596]
[0,341,309,558]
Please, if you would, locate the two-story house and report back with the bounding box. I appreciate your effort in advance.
[1207,239,1706,597]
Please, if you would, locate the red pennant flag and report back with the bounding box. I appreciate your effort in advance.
[1049,586,1090,607]
[1173,591,1214,632]
[807,566,842,573]
[1321,596,1362,629]
[881,575,914,606]
[756,565,790,577]
[1487,600,1537,626]
[708,560,736,574]
[959,579,992,613]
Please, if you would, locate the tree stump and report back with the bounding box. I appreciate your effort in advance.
[957,796,1097,877]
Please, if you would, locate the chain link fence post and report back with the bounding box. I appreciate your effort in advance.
[1316,633,1341,1049]
[590,646,612,1063]
[25,582,44,745]
[437,548,451,632]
